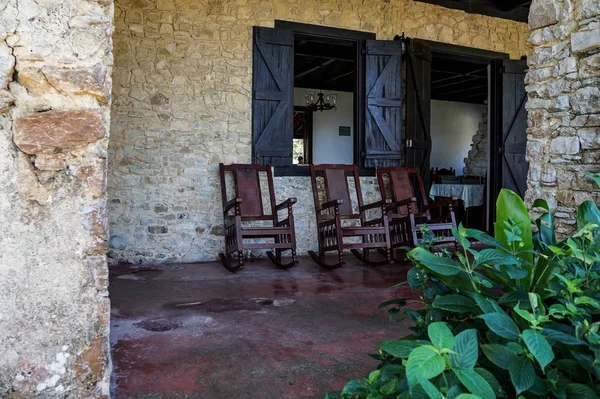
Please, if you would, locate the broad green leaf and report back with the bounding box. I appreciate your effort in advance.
[522,329,554,370]
[407,267,425,290]
[532,198,555,250]
[473,294,503,314]
[380,378,398,395]
[341,380,367,395]
[324,392,342,399]
[513,304,535,324]
[447,385,464,399]
[478,312,520,340]
[530,247,560,298]
[575,296,600,309]
[406,346,445,388]
[418,376,443,399]
[455,395,483,399]
[450,329,478,369]
[428,322,455,350]
[454,368,496,399]
[587,173,600,188]
[378,340,418,358]
[507,342,524,354]
[498,291,529,307]
[377,298,407,310]
[494,189,533,272]
[408,247,464,276]
[433,295,478,313]
[464,228,504,248]
[566,383,599,399]
[507,356,535,395]
[474,368,506,398]
[476,249,519,266]
[481,344,516,370]
[540,328,586,345]
[577,200,600,230]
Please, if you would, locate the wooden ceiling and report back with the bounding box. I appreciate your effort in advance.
[413,0,531,22]
[431,54,488,104]
[294,36,356,93]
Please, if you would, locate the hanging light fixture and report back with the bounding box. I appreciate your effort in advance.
[305,91,337,112]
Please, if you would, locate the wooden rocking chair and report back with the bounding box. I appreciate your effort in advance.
[309,164,393,269]
[377,167,457,252]
[218,163,297,272]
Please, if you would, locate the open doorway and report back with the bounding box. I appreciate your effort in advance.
[292,35,357,165]
[429,53,489,230]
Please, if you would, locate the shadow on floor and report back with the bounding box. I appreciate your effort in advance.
[109,256,417,399]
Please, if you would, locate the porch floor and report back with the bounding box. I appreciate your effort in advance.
[109,256,416,399]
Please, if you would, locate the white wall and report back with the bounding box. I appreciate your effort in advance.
[430,100,486,174]
[294,88,354,164]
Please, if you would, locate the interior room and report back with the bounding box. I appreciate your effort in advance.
[429,53,489,229]
[292,35,357,165]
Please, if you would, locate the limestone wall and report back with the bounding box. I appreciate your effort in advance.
[0,0,112,397]
[463,106,488,177]
[108,0,530,264]
[525,0,600,236]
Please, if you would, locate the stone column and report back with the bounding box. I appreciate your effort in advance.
[525,0,600,236]
[0,0,113,397]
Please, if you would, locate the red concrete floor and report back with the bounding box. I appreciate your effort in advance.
[109,256,417,399]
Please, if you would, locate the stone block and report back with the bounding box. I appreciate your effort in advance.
[18,68,53,96]
[0,42,15,89]
[14,110,105,154]
[34,153,67,171]
[572,28,600,53]
[551,136,580,155]
[577,127,600,149]
[571,86,600,114]
[580,53,600,78]
[42,64,109,104]
[579,0,600,19]
[528,0,561,30]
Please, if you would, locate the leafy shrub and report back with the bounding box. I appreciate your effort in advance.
[326,176,600,399]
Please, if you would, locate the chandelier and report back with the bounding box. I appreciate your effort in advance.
[305,91,337,112]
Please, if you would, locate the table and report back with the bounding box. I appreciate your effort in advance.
[429,183,485,208]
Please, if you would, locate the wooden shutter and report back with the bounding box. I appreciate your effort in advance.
[252,27,293,166]
[364,40,403,168]
[501,60,528,198]
[405,39,432,190]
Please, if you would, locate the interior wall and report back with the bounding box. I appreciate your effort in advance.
[294,89,354,164]
[108,0,530,265]
[430,100,486,173]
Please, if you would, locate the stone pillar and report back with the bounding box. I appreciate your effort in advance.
[525,0,600,236]
[463,106,488,177]
[0,0,113,397]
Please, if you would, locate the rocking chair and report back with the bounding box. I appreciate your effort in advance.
[377,167,457,252]
[309,164,393,269]
[218,163,297,272]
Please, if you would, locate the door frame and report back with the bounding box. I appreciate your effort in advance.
[273,20,375,176]
[419,40,510,232]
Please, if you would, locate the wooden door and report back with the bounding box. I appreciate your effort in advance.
[252,27,294,166]
[501,60,528,197]
[405,39,432,190]
[364,40,403,168]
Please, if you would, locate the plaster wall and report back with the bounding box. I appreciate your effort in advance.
[108,0,531,264]
[430,100,486,174]
[0,0,113,397]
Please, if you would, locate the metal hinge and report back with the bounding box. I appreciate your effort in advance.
[405,139,413,148]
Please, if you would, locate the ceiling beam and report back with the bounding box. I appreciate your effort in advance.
[438,84,488,96]
[432,67,487,85]
[295,53,354,63]
[323,70,354,84]
[433,76,484,90]
[295,59,335,79]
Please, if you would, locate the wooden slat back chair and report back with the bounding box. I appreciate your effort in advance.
[309,164,393,269]
[219,163,297,272]
[377,167,457,251]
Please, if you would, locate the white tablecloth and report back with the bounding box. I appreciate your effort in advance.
[429,183,485,208]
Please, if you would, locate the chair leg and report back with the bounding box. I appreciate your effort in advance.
[350,249,391,266]
[219,251,244,273]
[308,249,345,270]
[266,248,297,270]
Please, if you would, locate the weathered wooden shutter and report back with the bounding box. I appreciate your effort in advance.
[364,40,403,168]
[405,39,432,190]
[501,60,528,198]
[252,27,293,166]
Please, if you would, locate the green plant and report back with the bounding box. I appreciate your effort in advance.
[326,175,600,399]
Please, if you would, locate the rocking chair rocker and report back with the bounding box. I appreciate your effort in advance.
[218,163,298,272]
[308,164,393,269]
[377,167,457,252]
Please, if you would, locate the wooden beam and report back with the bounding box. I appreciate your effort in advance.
[295,59,335,79]
[323,70,354,84]
[433,76,483,90]
[438,84,488,96]
[432,67,487,84]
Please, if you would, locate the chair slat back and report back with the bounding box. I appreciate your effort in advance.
[310,164,362,218]
[219,163,276,220]
[377,167,429,215]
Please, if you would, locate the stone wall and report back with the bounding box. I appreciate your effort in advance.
[108,0,530,264]
[0,0,112,397]
[463,106,488,177]
[525,0,600,236]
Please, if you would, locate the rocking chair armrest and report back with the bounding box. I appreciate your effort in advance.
[317,199,343,212]
[224,197,243,213]
[423,197,456,211]
[384,197,418,211]
[275,197,297,211]
[359,199,391,212]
